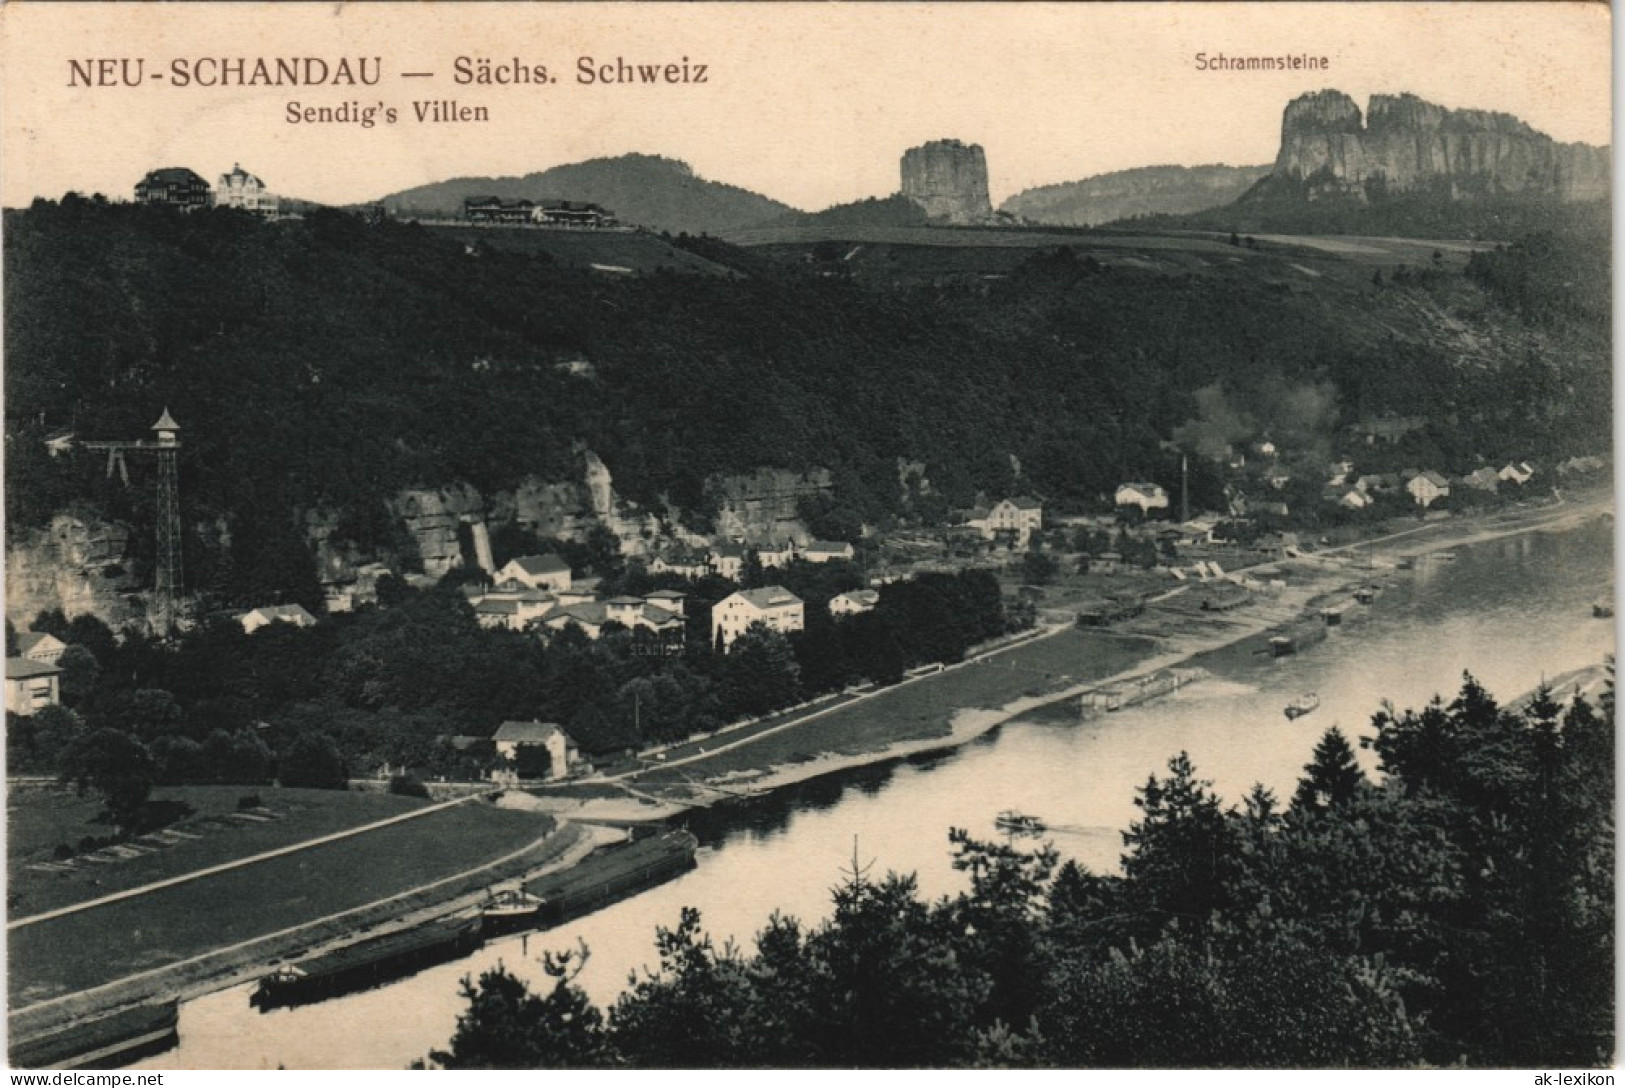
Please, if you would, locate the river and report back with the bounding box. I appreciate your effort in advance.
[139,515,1615,1069]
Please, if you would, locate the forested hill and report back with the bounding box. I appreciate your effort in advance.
[373,153,796,234]
[4,198,1611,604]
[1000,164,1270,227]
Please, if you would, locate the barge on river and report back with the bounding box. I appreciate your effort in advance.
[252,916,484,1011]
[9,1001,179,1070]
[524,829,698,926]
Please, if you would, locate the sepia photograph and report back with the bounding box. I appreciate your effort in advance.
[0,1,1614,1073]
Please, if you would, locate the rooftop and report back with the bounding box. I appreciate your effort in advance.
[6,657,62,680]
[493,720,565,744]
[738,586,802,609]
[508,554,570,576]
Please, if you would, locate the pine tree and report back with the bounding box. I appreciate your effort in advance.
[1291,726,1366,812]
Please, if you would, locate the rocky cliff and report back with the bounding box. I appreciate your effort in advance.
[1000,164,1271,226]
[6,513,142,630]
[1273,90,1609,202]
[706,468,832,545]
[901,140,994,223]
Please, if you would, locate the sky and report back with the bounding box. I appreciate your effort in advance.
[0,2,1612,211]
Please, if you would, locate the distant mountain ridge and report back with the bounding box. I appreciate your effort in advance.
[374,153,798,235]
[999,164,1271,226]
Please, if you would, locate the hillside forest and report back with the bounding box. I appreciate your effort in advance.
[4,198,1611,617]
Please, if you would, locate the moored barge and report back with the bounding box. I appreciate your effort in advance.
[524,830,698,926]
[9,1001,179,1070]
[252,916,483,1011]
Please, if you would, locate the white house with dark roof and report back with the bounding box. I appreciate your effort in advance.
[709,543,747,581]
[492,720,576,781]
[15,632,66,665]
[5,657,62,716]
[829,589,880,617]
[1115,483,1169,513]
[496,554,572,592]
[712,586,804,649]
[239,604,318,635]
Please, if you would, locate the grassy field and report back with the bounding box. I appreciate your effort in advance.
[8,786,438,918]
[9,799,555,1006]
[635,629,1155,784]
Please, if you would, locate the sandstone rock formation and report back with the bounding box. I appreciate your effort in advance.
[706,467,833,545]
[6,513,142,629]
[1274,90,1608,202]
[901,139,993,223]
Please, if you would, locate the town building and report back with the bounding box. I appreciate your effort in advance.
[829,589,880,617]
[5,657,62,716]
[643,589,687,616]
[537,594,686,649]
[492,720,577,781]
[533,200,617,228]
[1461,467,1500,493]
[650,553,708,580]
[1499,461,1536,485]
[238,603,319,635]
[756,542,796,570]
[802,541,856,564]
[134,167,212,209]
[1324,486,1371,510]
[215,163,278,216]
[1115,482,1169,513]
[14,632,67,665]
[709,543,747,581]
[711,586,804,649]
[463,196,535,224]
[982,498,1043,544]
[495,554,572,592]
[1407,471,1451,508]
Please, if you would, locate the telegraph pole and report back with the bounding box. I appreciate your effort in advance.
[1181,454,1190,523]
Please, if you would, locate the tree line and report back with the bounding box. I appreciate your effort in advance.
[432,673,1614,1069]
[6,564,1015,827]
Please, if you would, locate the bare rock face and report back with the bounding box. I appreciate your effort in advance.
[6,513,141,629]
[1274,89,1609,202]
[389,483,490,578]
[706,468,833,544]
[901,139,994,223]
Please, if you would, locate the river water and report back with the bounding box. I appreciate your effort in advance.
[140,516,1614,1070]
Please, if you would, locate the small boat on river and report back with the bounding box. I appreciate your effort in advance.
[480,887,547,935]
[995,810,1045,834]
[1284,693,1321,720]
